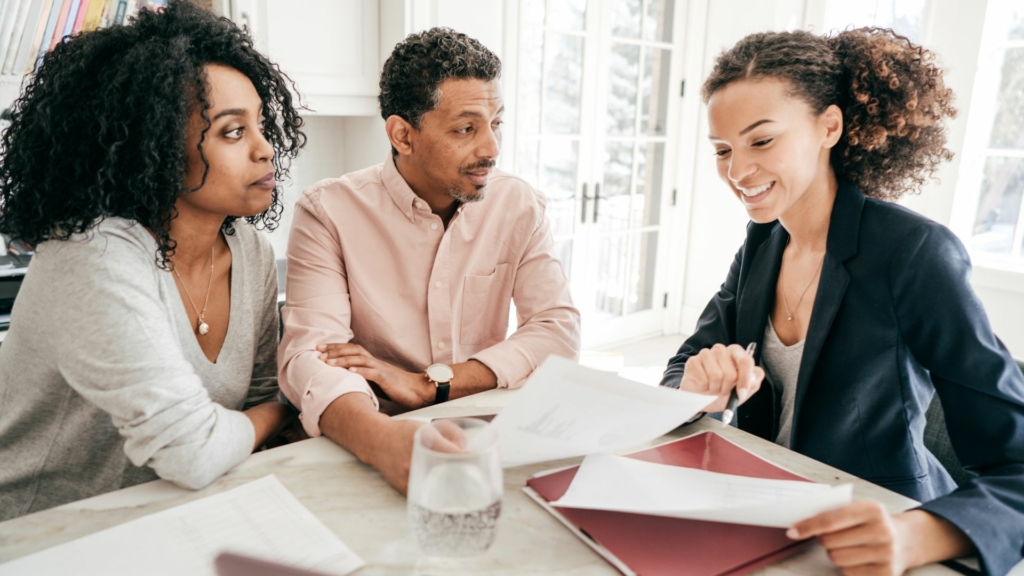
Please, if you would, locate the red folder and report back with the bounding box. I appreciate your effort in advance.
[524,431,816,576]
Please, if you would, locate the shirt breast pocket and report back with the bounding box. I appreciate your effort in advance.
[460,263,513,345]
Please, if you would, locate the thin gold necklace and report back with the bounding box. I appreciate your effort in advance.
[172,245,215,336]
[781,253,824,321]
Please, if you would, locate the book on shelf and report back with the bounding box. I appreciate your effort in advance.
[70,0,87,34]
[79,0,102,31]
[47,0,72,50]
[33,0,62,71]
[59,0,81,41]
[0,0,171,76]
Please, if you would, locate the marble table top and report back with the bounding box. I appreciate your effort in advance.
[0,388,967,575]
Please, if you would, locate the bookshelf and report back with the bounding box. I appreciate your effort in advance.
[0,0,179,114]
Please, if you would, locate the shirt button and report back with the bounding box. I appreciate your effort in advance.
[406,211,412,218]
[415,201,423,208]
[434,281,441,288]
[430,223,438,230]
[437,341,445,349]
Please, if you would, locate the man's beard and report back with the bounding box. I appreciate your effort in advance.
[445,159,496,203]
[446,185,486,203]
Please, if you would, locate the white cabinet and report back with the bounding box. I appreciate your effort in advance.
[232,0,381,116]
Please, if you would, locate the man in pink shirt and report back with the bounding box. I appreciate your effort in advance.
[278,28,581,491]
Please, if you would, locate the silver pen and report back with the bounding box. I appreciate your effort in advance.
[722,342,757,426]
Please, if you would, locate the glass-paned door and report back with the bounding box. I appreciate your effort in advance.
[514,0,596,292]
[585,0,674,338]
[515,0,681,347]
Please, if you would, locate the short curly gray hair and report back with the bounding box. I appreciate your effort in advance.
[378,27,501,128]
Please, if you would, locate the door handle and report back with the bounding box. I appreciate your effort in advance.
[580,183,589,224]
[593,183,602,223]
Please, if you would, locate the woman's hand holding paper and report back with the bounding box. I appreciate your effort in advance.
[787,501,975,576]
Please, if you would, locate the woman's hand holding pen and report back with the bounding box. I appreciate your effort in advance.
[679,343,765,413]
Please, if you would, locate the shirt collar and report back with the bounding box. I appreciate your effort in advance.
[382,153,423,222]
[381,153,468,221]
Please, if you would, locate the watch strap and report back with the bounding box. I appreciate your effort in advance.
[434,381,451,404]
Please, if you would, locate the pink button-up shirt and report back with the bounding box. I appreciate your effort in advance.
[279,155,581,436]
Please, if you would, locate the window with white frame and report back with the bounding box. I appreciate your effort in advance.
[956,0,1024,263]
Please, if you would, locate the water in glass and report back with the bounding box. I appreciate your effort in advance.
[407,418,502,558]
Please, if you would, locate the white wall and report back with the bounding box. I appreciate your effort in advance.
[267,115,391,260]
[433,0,504,59]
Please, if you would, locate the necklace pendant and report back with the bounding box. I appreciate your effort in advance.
[198,322,210,335]
[786,314,794,321]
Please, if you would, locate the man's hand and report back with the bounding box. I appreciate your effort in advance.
[319,393,460,495]
[369,419,422,493]
[319,394,421,494]
[317,343,434,408]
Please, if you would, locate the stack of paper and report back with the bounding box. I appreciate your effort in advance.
[552,453,853,528]
[0,476,364,576]
[492,356,716,467]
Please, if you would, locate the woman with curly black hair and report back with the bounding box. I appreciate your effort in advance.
[661,28,1024,574]
[0,0,306,520]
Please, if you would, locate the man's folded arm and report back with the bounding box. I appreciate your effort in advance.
[278,193,378,437]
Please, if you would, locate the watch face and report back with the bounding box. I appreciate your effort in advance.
[426,364,454,383]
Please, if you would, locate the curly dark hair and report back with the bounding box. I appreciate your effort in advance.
[0,0,306,267]
[702,27,956,201]
[378,26,501,132]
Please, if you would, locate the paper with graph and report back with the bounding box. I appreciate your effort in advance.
[491,356,716,467]
[552,453,853,528]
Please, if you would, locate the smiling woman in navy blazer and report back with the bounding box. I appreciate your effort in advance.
[661,28,1024,576]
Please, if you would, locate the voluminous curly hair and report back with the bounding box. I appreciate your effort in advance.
[378,27,501,130]
[702,27,956,201]
[0,0,305,267]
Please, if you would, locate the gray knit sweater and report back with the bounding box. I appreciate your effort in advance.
[0,218,279,521]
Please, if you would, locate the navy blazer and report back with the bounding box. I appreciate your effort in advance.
[661,181,1024,575]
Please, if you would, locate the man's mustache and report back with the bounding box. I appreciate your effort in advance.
[461,160,496,173]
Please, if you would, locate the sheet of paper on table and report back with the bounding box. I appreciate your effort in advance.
[0,475,364,576]
[551,453,854,528]
[491,355,716,468]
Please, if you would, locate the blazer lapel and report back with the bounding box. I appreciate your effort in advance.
[736,225,787,357]
[734,225,787,437]
[790,181,865,446]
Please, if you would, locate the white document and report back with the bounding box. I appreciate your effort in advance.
[0,475,364,576]
[492,355,716,467]
[551,453,854,528]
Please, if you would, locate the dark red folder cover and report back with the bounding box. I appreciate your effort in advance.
[525,431,815,576]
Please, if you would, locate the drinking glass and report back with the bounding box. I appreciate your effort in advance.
[407,418,502,559]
